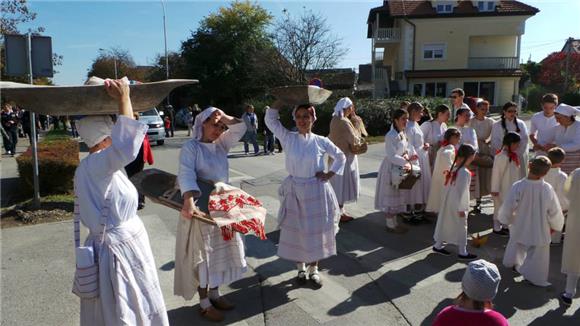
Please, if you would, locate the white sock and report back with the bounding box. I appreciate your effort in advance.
[493,219,502,232]
[308,265,318,274]
[434,241,444,250]
[458,246,468,256]
[297,262,306,272]
[209,288,220,300]
[200,297,212,309]
[386,217,397,229]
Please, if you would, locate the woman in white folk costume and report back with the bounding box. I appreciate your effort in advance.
[74,78,168,325]
[561,168,580,306]
[403,102,432,221]
[375,109,418,234]
[491,101,530,178]
[469,100,495,213]
[529,93,559,156]
[432,144,479,261]
[265,103,346,288]
[426,128,461,214]
[544,103,580,175]
[490,132,522,236]
[421,104,450,169]
[328,97,362,223]
[499,156,564,287]
[175,107,247,322]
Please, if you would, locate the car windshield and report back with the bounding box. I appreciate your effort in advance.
[140,109,158,116]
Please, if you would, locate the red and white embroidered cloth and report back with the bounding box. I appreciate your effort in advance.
[208,183,267,241]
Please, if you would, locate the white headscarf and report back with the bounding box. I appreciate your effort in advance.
[555,103,580,117]
[333,97,353,117]
[193,106,221,140]
[76,115,114,148]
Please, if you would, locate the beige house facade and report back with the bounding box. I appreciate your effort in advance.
[367,0,539,106]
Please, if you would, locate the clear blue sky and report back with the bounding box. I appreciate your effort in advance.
[19,0,580,85]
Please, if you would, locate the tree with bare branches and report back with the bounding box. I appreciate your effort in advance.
[274,10,347,83]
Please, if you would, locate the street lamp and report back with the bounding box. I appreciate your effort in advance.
[98,47,118,79]
[160,0,169,80]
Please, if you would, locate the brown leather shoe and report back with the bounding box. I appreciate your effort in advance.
[339,214,354,223]
[210,297,235,310]
[199,306,224,322]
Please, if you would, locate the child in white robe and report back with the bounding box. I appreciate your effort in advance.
[545,147,569,244]
[561,168,580,306]
[421,104,450,169]
[499,156,565,287]
[432,144,478,260]
[426,128,461,214]
[491,102,530,178]
[491,132,521,236]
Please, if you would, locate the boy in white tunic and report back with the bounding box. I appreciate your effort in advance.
[530,93,558,155]
[491,132,521,236]
[499,156,564,287]
[176,107,248,322]
[74,78,169,326]
[426,128,460,214]
[561,168,580,306]
[545,148,569,244]
[432,144,478,260]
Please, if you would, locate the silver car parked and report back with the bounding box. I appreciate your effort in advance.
[139,108,165,145]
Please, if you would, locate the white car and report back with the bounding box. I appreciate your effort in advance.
[139,108,165,145]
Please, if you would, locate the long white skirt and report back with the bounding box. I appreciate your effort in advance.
[403,148,431,205]
[80,217,169,326]
[329,154,360,205]
[197,223,247,288]
[277,176,340,263]
[375,158,406,214]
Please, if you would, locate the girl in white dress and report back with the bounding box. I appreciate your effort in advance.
[403,103,432,221]
[491,132,522,236]
[470,100,495,212]
[561,168,580,306]
[491,102,529,178]
[421,105,450,169]
[74,79,169,326]
[455,108,480,210]
[176,107,247,322]
[375,109,418,234]
[265,103,346,288]
[426,128,461,213]
[432,144,478,261]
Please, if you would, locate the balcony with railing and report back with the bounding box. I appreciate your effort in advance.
[374,28,400,43]
[468,57,519,70]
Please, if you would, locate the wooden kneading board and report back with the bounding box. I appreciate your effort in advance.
[270,85,332,107]
[0,79,198,115]
[130,168,216,225]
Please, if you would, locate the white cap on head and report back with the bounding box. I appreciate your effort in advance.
[333,97,353,117]
[555,103,580,117]
[462,259,501,302]
[76,115,114,148]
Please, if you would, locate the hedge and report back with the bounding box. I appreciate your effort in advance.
[16,136,79,195]
[248,95,449,137]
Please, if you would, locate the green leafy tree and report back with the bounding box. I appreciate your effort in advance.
[180,1,285,110]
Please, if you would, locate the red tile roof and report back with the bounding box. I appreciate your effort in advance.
[368,0,539,20]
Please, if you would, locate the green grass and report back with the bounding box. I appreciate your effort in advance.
[365,136,385,144]
[1,194,74,213]
[43,129,71,143]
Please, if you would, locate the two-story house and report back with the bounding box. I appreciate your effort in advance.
[367,0,538,106]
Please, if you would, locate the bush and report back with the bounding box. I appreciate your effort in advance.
[522,84,548,112]
[16,138,79,195]
[561,92,580,106]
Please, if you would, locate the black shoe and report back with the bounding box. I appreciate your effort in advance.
[560,293,573,307]
[458,253,478,261]
[137,202,145,210]
[493,229,510,237]
[432,247,451,256]
[297,271,307,285]
[471,206,481,214]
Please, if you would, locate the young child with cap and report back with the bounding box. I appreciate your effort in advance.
[499,156,565,287]
[433,259,508,326]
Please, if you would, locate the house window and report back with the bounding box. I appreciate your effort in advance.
[464,81,496,104]
[477,1,495,12]
[423,43,446,60]
[413,84,423,96]
[422,82,447,97]
[436,4,453,13]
